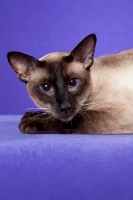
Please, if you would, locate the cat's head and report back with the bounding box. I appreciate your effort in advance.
[7,34,96,122]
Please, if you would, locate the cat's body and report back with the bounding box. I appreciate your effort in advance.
[7,34,133,134]
[85,49,133,133]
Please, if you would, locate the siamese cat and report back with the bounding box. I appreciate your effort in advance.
[7,34,133,134]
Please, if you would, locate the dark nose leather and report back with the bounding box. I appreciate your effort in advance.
[60,103,72,114]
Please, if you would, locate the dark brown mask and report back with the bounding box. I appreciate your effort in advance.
[7,34,96,122]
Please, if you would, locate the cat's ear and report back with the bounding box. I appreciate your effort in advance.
[71,34,97,69]
[7,51,40,82]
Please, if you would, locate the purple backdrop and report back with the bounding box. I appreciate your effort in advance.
[0,0,133,114]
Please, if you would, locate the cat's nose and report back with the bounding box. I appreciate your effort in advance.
[60,103,72,114]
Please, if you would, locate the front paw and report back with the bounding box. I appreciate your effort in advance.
[19,111,50,133]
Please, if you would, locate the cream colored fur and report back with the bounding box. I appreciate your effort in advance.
[86,49,133,133]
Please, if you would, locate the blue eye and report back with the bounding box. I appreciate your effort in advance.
[39,84,53,93]
[68,78,79,88]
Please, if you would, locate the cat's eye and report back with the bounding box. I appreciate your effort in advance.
[68,78,79,88]
[39,84,53,93]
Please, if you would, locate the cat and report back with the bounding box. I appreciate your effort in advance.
[7,34,133,134]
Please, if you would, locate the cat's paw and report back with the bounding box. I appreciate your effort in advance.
[19,111,50,133]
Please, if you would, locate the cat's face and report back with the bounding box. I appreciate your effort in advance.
[26,54,91,121]
[7,34,96,122]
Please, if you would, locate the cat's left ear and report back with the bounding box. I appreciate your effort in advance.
[71,34,97,69]
[7,51,40,82]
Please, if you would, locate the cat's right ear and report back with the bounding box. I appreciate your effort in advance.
[7,51,40,82]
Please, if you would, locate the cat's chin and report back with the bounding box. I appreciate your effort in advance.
[58,115,74,122]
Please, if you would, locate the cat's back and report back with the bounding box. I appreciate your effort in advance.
[93,48,133,89]
[96,48,133,69]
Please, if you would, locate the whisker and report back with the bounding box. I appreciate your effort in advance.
[25,112,50,126]
[23,107,50,111]
[22,108,43,111]
[23,110,51,117]
[79,109,88,119]
[43,114,56,129]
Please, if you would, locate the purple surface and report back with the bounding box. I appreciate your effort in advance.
[0,116,133,200]
[0,0,133,114]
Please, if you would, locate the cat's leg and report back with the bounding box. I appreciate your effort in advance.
[19,111,63,134]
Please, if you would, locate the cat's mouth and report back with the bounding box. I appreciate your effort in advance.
[57,111,76,122]
[59,117,73,122]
